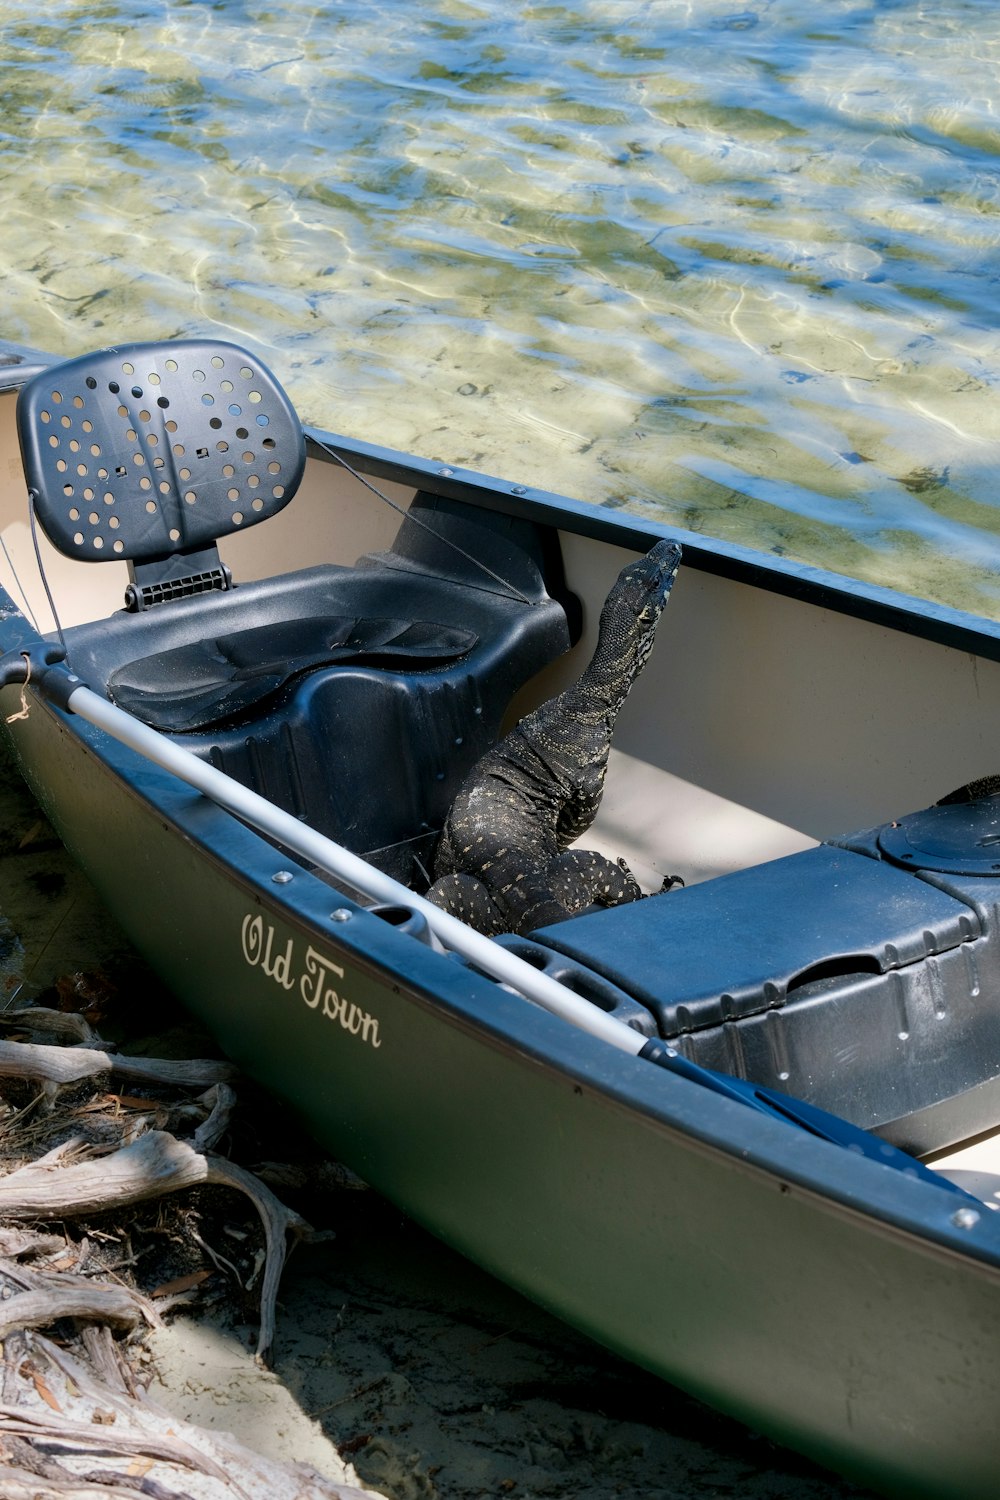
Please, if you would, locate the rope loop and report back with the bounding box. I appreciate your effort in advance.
[4,652,32,724]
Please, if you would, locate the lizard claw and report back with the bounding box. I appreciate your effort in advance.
[615,856,644,901]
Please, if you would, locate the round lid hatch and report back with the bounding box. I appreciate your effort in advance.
[878,796,1000,875]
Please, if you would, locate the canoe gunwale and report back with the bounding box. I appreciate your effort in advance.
[302,428,1000,665]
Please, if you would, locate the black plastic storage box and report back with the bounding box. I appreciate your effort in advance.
[520,796,1000,1155]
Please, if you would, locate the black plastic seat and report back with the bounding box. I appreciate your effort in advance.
[107,614,479,733]
[16,341,575,876]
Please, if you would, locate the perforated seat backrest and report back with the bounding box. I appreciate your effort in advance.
[17,340,306,564]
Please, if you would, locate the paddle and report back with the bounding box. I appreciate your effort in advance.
[0,645,977,1204]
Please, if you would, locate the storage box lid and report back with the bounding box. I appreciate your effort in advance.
[532,845,980,1036]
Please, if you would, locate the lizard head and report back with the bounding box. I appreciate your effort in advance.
[583,538,681,707]
[608,534,681,654]
[622,537,682,618]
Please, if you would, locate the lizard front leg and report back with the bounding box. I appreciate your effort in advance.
[507,850,644,933]
[425,872,508,935]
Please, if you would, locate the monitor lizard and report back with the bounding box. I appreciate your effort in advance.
[425,537,682,935]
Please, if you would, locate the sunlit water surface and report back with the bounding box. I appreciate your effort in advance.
[3,0,1000,614]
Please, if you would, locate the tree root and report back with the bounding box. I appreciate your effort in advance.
[0,1037,237,1091]
[0,1127,309,1365]
[0,1281,159,1341]
[0,1017,381,1499]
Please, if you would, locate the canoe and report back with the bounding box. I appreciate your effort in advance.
[3,336,1000,1498]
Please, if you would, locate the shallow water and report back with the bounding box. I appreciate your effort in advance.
[3,0,1000,614]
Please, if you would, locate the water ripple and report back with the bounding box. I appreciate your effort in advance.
[2,0,1000,613]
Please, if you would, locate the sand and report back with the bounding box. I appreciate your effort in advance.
[146,1202,870,1500]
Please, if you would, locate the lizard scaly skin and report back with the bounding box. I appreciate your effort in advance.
[426,538,682,935]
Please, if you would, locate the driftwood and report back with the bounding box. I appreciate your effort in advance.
[0,1013,380,1500]
[0,1227,66,1257]
[0,1005,104,1046]
[0,1036,237,1091]
[0,1242,161,1341]
[0,1282,158,1341]
[0,1122,308,1365]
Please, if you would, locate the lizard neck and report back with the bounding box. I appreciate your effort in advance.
[571,606,647,723]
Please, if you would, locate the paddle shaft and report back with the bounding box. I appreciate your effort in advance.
[61,681,650,1057]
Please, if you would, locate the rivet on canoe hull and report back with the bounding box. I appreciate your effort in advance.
[272,870,294,884]
[951,1207,980,1229]
[330,908,352,923]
